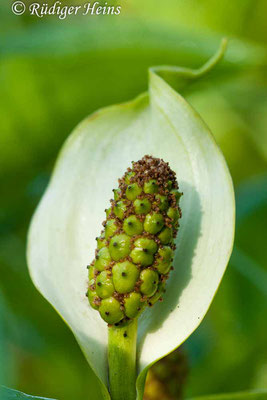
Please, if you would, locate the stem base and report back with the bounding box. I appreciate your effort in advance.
[108,319,137,400]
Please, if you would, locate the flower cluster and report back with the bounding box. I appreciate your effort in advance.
[87,155,182,325]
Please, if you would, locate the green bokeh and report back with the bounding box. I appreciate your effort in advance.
[0,1,266,399]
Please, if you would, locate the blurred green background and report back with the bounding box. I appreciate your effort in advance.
[0,1,266,399]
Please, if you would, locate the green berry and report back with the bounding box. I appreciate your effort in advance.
[149,282,165,305]
[144,179,158,194]
[144,213,164,234]
[105,220,117,239]
[159,246,173,262]
[114,201,127,220]
[88,155,181,325]
[109,234,131,261]
[155,261,171,274]
[105,207,112,218]
[96,235,107,249]
[155,247,173,274]
[88,289,99,310]
[167,207,179,223]
[171,189,182,203]
[113,261,139,293]
[99,297,124,324]
[167,180,173,190]
[130,238,157,266]
[155,194,169,211]
[134,238,158,254]
[134,198,151,215]
[113,188,121,201]
[123,215,143,236]
[140,269,159,297]
[89,266,97,280]
[125,171,135,184]
[95,247,111,271]
[158,227,173,244]
[96,271,114,299]
[126,183,142,201]
[124,293,145,318]
[130,247,154,266]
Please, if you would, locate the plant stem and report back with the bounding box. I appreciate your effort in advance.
[108,319,138,400]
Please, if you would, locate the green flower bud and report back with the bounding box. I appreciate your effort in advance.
[113,261,139,293]
[130,238,158,266]
[134,238,158,254]
[99,297,124,324]
[95,247,111,271]
[87,155,182,325]
[167,180,173,190]
[88,289,100,310]
[124,293,145,318]
[155,261,171,274]
[159,246,173,262]
[130,247,154,267]
[144,179,158,194]
[158,227,173,244]
[149,282,165,305]
[109,234,131,261]
[171,189,183,203]
[140,269,159,297]
[167,207,179,224]
[105,219,117,239]
[125,171,135,184]
[89,266,97,280]
[114,201,127,220]
[126,183,142,201]
[134,198,151,215]
[123,215,143,236]
[96,271,115,298]
[144,213,164,234]
[105,207,112,218]
[155,247,173,274]
[96,234,107,249]
[155,194,169,211]
[130,237,158,266]
[113,188,121,201]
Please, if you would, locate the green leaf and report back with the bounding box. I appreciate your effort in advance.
[188,389,267,400]
[27,40,235,399]
[0,386,56,400]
